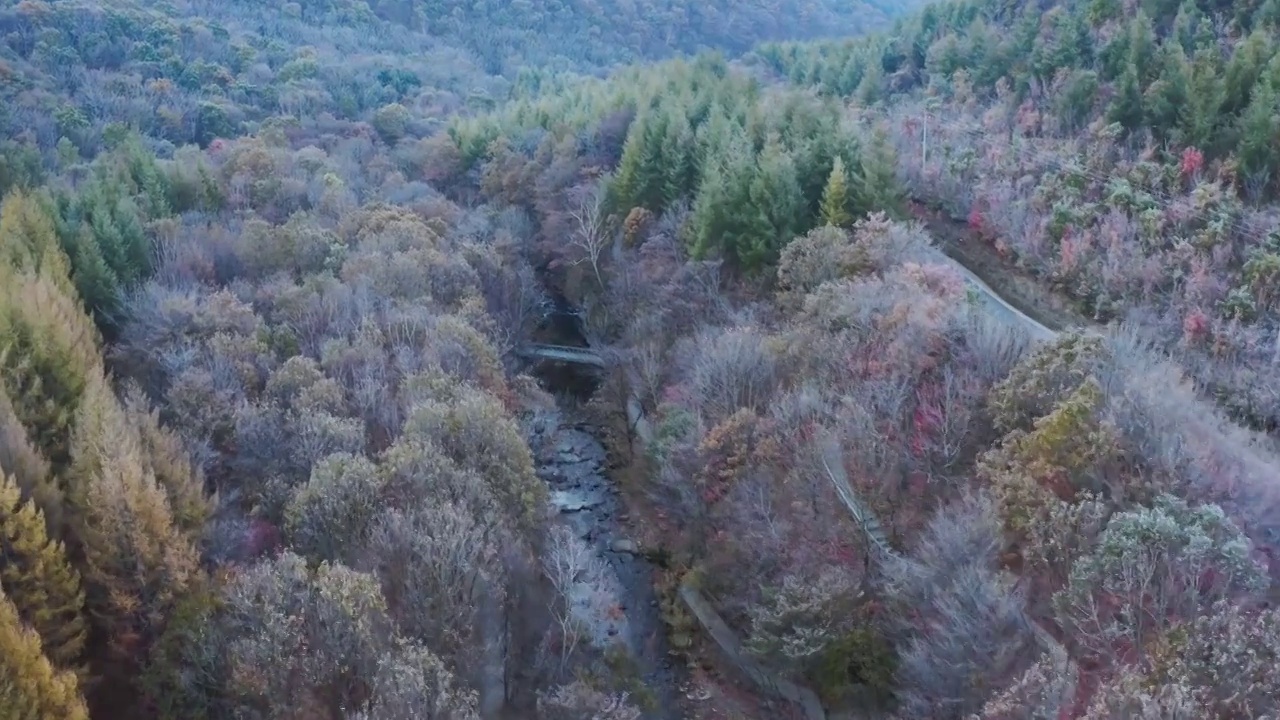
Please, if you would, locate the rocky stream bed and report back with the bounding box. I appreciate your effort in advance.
[530,412,684,718]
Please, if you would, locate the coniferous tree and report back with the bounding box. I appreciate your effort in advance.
[1236,84,1280,197]
[1096,23,1132,81]
[1172,0,1204,52]
[1055,69,1101,132]
[121,385,214,538]
[691,122,760,266]
[0,470,87,671]
[1031,9,1093,82]
[1128,13,1159,85]
[67,225,122,331]
[744,135,805,268]
[857,129,905,218]
[820,155,854,228]
[0,389,60,532]
[0,586,89,720]
[1144,45,1191,143]
[611,111,668,214]
[636,113,670,211]
[1109,66,1146,132]
[1088,0,1123,25]
[0,192,76,301]
[856,61,884,105]
[0,268,100,476]
[1257,0,1280,28]
[690,163,733,261]
[1184,46,1226,153]
[610,116,646,213]
[1221,29,1269,118]
[661,112,698,208]
[67,374,200,695]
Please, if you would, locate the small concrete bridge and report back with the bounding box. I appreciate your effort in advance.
[516,343,606,368]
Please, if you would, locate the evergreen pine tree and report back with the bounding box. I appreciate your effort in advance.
[748,135,805,267]
[121,385,213,536]
[690,163,734,261]
[1096,25,1131,81]
[1127,13,1158,85]
[0,388,61,532]
[1087,0,1122,25]
[1144,45,1191,143]
[691,120,760,267]
[820,155,853,228]
[633,114,668,212]
[68,225,122,332]
[856,61,883,105]
[0,586,89,720]
[1108,66,1146,132]
[0,470,87,671]
[1256,0,1280,28]
[0,192,76,301]
[1172,0,1203,52]
[856,130,905,218]
[661,112,697,208]
[111,197,152,288]
[0,269,100,475]
[1236,84,1280,197]
[610,115,652,213]
[1184,46,1226,153]
[67,374,200,689]
[1221,29,1268,117]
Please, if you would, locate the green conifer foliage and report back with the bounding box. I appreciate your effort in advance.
[820,155,854,228]
[0,584,89,720]
[0,471,88,671]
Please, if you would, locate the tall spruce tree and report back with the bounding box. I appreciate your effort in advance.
[0,192,76,301]
[0,267,100,476]
[0,470,87,671]
[1144,45,1191,143]
[1109,66,1146,132]
[1236,83,1280,196]
[820,155,854,228]
[857,130,905,218]
[67,374,200,693]
[0,585,89,720]
[0,388,61,532]
[744,135,805,268]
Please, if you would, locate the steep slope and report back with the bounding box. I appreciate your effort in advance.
[0,1,936,718]
[426,5,1280,715]
[362,0,925,73]
[755,0,1280,433]
[5,0,1280,716]
[0,0,925,175]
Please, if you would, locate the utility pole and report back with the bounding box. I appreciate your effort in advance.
[922,110,928,167]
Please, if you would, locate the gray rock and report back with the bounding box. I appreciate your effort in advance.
[610,538,639,554]
[550,489,605,512]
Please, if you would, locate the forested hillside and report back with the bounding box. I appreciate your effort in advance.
[758,0,1280,431]
[0,0,916,177]
[4,0,1280,717]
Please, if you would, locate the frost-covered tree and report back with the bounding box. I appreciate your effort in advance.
[1053,494,1268,667]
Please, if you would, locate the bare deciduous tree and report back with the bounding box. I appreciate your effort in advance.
[885,492,1038,719]
[538,679,641,720]
[540,525,603,674]
[687,324,779,426]
[566,180,614,289]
